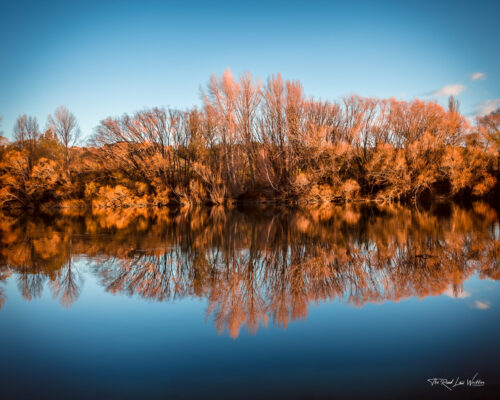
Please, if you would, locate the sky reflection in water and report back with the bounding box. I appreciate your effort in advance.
[0,202,499,399]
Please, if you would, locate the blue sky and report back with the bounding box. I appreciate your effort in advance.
[1,0,499,140]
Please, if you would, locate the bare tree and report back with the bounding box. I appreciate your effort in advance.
[14,114,39,143]
[448,95,459,114]
[47,106,80,177]
[236,72,261,187]
[13,114,40,174]
[0,115,7,148]
[202,69,240,193]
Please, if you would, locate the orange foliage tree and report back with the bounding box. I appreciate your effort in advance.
[0,72,498,209]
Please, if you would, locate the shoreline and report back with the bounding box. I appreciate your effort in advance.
[2,191,498,214]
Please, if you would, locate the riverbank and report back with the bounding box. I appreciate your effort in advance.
[2,184,499,216]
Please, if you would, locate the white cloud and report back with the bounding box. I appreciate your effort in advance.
[474,300,490,310]
[477,99,500,116]
[431,84,466,97]
[471,72,486,81]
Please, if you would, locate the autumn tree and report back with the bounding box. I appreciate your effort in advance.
[202,69,241,195]
[0,115,8,151]
[257,73,310,195]
[1,71,498,209]
[47,106,80,178]
[0,149,30,207]
[13,114,40,175]
[477,108,500,170]
[235,72,261,188]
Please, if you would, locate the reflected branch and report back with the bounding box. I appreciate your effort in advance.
[0,202,498,337]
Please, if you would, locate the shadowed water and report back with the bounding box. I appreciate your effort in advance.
[0,202,499,399]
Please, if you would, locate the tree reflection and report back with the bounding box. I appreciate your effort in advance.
[50,257,83,308]
[0,202,498,336]
[0,266,11,310]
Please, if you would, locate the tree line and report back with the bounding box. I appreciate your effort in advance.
[1,70,499,209]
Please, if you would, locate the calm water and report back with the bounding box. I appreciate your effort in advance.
[0,202,499,399]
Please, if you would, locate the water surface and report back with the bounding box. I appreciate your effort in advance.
[0,202,499,399]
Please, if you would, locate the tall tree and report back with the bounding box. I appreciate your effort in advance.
[47,106,80,177]
[0,115,7,148]
[13,114,39,174]
[235,72,261,188]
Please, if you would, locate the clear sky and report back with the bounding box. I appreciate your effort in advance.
[1,0,499,141]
